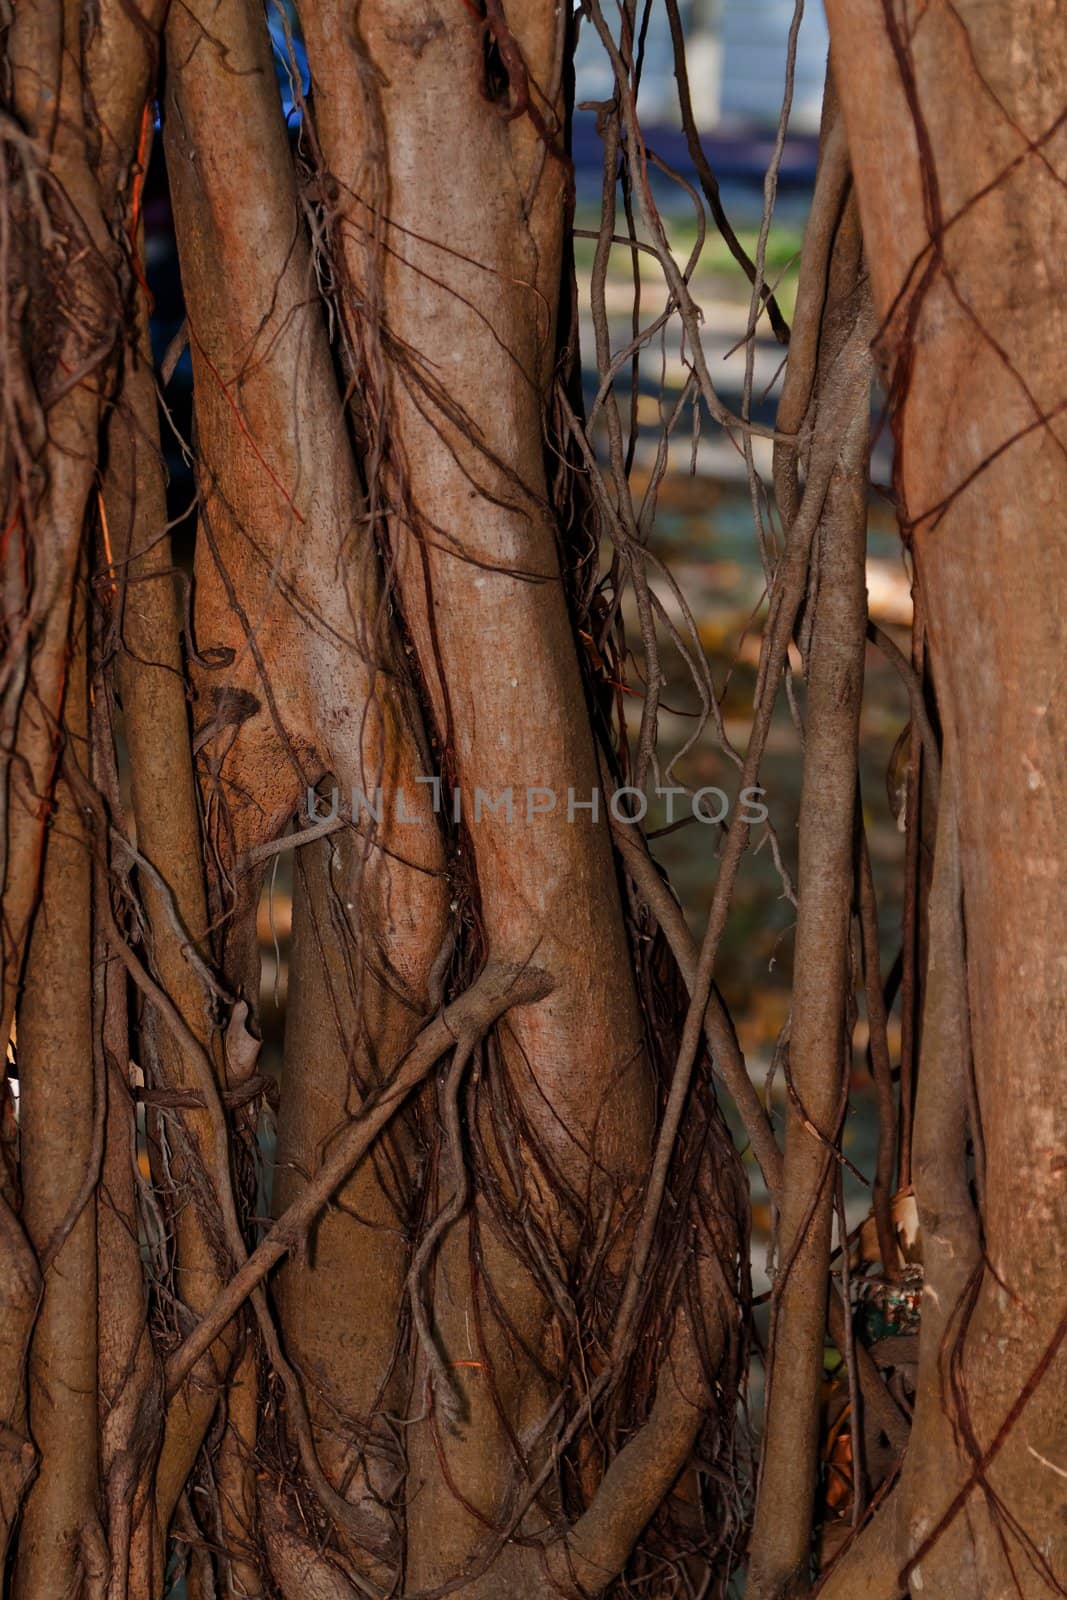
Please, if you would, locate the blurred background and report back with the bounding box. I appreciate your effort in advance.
[575,0,830,133]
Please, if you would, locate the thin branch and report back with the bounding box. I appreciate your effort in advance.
[164,963,552,1395]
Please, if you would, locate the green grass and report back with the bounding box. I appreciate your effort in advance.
[572,210,804,316]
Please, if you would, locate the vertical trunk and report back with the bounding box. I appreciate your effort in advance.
[105,307,239,1570]
[161,0,446,1003]
[92,538,163,1600]
[2,0,156,1028]
[0,1191,37,1566]
[271,832,418,1583]
[3,0,164,1580]
[748,193,872,1599]
[95,890,160,1600]
[14,582,105,1597]
[297,0,653,1204]
[1,0,119,1044]
[823,4,1067,1592]
[292,6,660,1585]
[161,0,448,1579]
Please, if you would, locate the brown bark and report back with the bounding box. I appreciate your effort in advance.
[103,288,239,1571]
[216,1335,265,1599]
[1,11,750,1591]
[1,0,120,1044]
[0,1192,37,1567]
[1,0,158,1023]
[270,833,419,1581]
[2,0,164,1578]
[8,1,1062,1593]
[168,965,555,1392]
[748,200,873,1599]
[296,0,653,1201]
[161,0,450,1573]
[14,582,106,1598]
[820,3,1067,1593]
[93,647,162,1600]
[290,5,671,1586]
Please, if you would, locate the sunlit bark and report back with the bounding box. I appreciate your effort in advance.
[817,4,1067,1595]
[3,1,1063,1596]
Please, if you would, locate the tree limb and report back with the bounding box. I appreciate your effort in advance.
[165,963,553,1396]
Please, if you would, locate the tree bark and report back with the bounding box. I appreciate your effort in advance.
[14,582,106,1599]
[822,4,1067,1592]
[748,195,872,1599]
[7,2,1062,1595]
[291,6,668,1587]
[161,0,449,1571]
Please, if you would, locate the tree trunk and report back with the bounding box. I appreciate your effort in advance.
[4,0,1064,1596]
[817,4,1067,1594]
